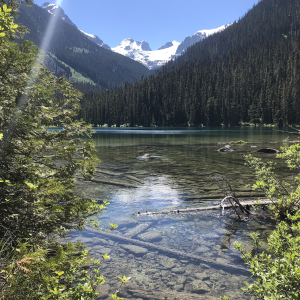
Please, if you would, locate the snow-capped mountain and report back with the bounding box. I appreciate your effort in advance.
[41,2,230,70]
[176,24,231,55]
[78,30,110,49]
[41,2,77,28]
[41,2,110,50]
[112,39,180,70]
[112,24,230,70]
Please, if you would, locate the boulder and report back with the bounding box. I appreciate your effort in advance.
[257,148,279,154]
[217,145,234,152]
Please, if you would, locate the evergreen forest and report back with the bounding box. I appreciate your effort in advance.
[79,0,300,127]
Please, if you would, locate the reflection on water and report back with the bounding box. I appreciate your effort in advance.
[91,126,286,147]
[71,127,290,299]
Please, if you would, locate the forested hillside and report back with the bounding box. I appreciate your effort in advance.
[17,3,151,89]
[79,0,300,126]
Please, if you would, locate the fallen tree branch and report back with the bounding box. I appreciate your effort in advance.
[135,199,273,216]
[221,195,251,215]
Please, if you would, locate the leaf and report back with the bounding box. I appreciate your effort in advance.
[55,271,64,277]
[117,275,131,283]
[102,254,110,260]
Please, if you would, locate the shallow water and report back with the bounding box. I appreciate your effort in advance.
[71,127,292,300]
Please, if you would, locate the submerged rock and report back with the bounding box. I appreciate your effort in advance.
[217,145,234,152]
[160,257,176,269]
[137,230,163,242]
[120,244,148,255]
[137,153,161,160]
[257,148,279,154]
[184,280,210,294]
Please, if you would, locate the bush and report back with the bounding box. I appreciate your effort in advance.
[233,144,300,299]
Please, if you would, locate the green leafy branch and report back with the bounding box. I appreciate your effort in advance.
[0,4,18,37]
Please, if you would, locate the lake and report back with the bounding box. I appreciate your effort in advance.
[71,127,292,300]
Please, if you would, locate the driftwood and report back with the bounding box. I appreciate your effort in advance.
[94,230,249,276]
[275,118,300,135]
[185,193,265,200]
[211,176,251,218]
[135,199,273,216]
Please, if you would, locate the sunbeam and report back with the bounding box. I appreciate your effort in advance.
[1,0,65,146]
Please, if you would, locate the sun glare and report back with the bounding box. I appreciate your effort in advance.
[3,0,65,142]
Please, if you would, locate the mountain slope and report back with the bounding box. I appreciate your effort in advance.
[17,3,151,89]
[79,0,300,127]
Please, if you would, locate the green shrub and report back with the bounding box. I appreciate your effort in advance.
[234,144,300,299]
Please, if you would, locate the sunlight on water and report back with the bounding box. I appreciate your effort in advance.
[70,128,291,299]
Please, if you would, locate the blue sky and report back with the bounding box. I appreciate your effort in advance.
[33,0,261,50]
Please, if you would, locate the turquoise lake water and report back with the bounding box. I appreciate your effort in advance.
[71,127,293,300]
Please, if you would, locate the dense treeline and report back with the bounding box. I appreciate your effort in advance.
[79,0,300,126]
[17,3,151,89]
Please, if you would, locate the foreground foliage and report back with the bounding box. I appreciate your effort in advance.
[0,2,120,299]
[1,241,106,300]
[234,144,300,299]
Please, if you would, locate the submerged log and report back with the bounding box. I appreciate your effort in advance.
[90,178,137,188]
[135,199,273,216]
[95,169,122,176]
[94,230,249,276]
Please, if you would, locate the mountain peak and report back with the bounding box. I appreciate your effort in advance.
[115,39,152,52]
[41,2,110,49]
[158,41,177,50]
[41,2,77,27]
[176,24,231,55]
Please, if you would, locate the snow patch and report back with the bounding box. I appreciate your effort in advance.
[79,30,96,39]
[194,24,231,37]
[112,40,180,70]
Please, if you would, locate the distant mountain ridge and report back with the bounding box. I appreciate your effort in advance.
[41,2,111,50]
[175,24,231,55]
[41,2,230,69]
[17,3,151,89]
[111,25,231,69]
[111,39,181,70]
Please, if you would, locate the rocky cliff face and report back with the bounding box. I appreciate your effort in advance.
[42,2,77,28]
[41,2,110,50]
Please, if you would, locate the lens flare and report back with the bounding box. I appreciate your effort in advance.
[2,0,64,144]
